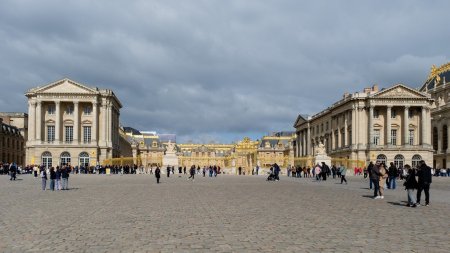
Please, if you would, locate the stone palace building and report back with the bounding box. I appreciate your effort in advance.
[25,78,123,168]
[420,62,450,168]
[294,84,434,169]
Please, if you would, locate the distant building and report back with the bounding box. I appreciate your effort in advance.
[0,117,26,165]
[25,78,124,168]
[294,84,433,169]
[257,131,295,168]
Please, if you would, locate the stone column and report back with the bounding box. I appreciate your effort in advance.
[55,101,61,143]
[447,119,450,153]
[108,105,113,143]
[386,105,392,146]
[368,106,374,146]
[92,101,98,144]
[437,122,442,153]
[73,101,79,144]
[102,102,108,146]
[421,107,427,145]
[404,106,409,145]
[36,101,42,143]
[28,101,36,144]
[351,106,356,148]
[306,125,311,156]
[344,112,348,147]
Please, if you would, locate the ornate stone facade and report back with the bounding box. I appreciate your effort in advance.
[257,132,295,168]
[420,62,450,168]
[25,78,123,168]
[294,84,434,169]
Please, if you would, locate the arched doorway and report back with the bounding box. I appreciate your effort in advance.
[42,151,52,169]
[60,152,71,166]
[394,154,405,168]
[79,152,90,167]
[376,154,387,165]
[411,154,422,168]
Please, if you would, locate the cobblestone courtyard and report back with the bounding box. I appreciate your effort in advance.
[0,174,449,253]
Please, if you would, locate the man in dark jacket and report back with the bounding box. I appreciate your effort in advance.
[388,162,398,189]
[416,160,432,206]
[370,162,381,198]
[321,162,329,181]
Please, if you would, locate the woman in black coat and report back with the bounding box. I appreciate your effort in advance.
[155,167,161,184]
[403,164,418,207]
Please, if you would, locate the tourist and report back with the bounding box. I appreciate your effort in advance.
[61,166,70,190]
[321,162,329,181]
[339,164,347,184]
[49,167,56,191]
[55,167,61,190]
[9,162,17,181]
[155,166,161,184]
[378,163,388,199]
[202,166,206,177]
[416,160,432,206]
[183,166,187,174]
[238,166,242,175]
[33,164,39,178]
[189,165,195,181]
[40,168,47,191]
[314,164,321,181]
[274,163,280,181]
[388,162,398,189]
[367,162,374,189]
[167,166,171,177]
[287,165,291,177]
[403,164,418,207]
[256,165,260,175]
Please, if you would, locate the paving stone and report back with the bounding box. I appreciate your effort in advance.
[0,174,449,252]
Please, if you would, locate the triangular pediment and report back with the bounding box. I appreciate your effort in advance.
[372,84,429,99]
[293,114,309,128]
[31,78,97,94]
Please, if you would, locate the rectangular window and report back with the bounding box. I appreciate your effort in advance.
[83,126,91,143]
[84,106,92,115]
[341,129,345,147]
[335,131,338,149]
[373,110,379,119]
[373,129,380,145]
[326,122,329,131]
[391,109,396,118]
[48,105,55,115]
[409,130,414,145]
[348,129,352,145]
[47,126,55,143]
[391,129,397,145]
[409,109,414,118]
[65,126,73,143]
[66,105,74,115]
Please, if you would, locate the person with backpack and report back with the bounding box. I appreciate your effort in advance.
[339,164,347,184]
[49,167,56,191]
[9,162,17,181]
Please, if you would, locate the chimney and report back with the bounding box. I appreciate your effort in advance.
[363,87,371,94]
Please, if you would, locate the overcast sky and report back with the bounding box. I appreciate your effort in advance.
[1,0,449,143]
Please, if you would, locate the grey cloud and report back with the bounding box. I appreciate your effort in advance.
[1,0,450,142]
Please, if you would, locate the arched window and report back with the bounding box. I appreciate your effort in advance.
[376,154,387,164]
[411,155,422,169]
[433,127,438,151]
[79,152,90,167]
[60,152,71,166]
[443,125,448,151]
[42,151,52,169]
[394,154,405,168]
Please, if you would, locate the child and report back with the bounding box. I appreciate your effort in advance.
[403,164,418,207]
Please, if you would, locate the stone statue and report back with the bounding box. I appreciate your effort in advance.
[166,140,176,154]
[315,142,326,156]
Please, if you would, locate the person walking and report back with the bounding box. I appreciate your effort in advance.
[49,167,56,191]
[314,163,322,181]
[256,165,260,175]
[416,160,432,206]
[339,164,347,184]
[55,167,61,190]
[321,162,329,181]
[378,163,388,199]
[9,162,17,181]
[155,167,161,184]
[388,162,398,189]
[61,166,69,190]
[40,168,47,191]
[274,163,280,181]
[189,165,195,181]
[403,164,418,207]
[367,162,374,189]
